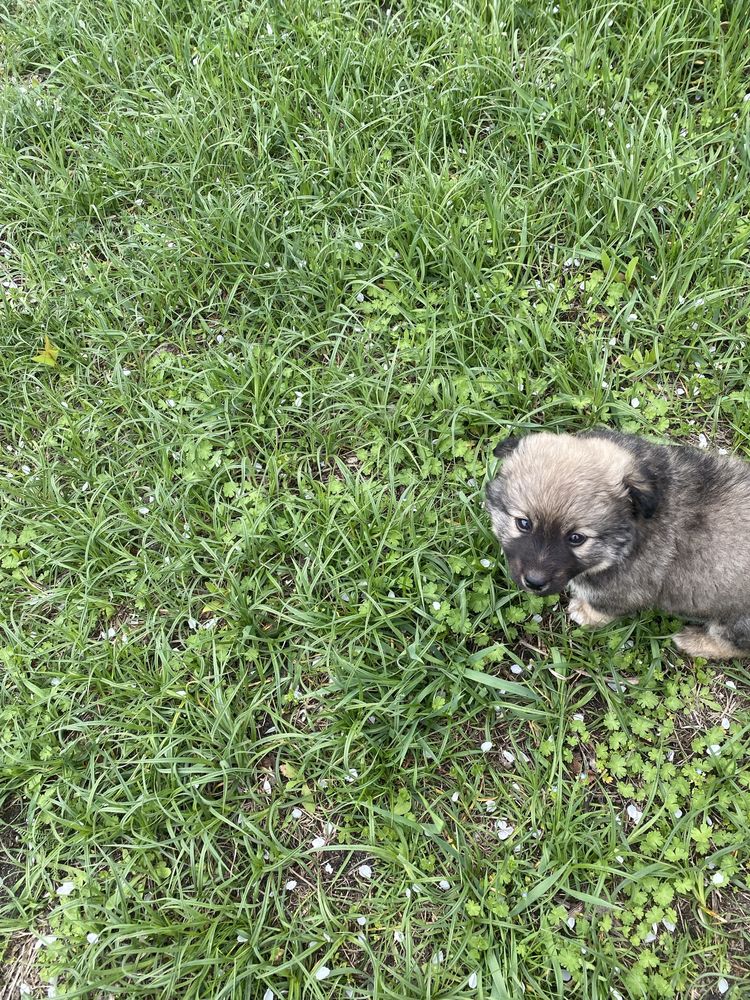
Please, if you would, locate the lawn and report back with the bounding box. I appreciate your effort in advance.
[1,0,749,997]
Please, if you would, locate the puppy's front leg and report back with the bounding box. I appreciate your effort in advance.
[568,596,617,629]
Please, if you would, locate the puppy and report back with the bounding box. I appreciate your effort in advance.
[484,428,750,660]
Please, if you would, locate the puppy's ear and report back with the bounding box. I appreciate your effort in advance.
[493,436,522,459]
[624,463,659,519]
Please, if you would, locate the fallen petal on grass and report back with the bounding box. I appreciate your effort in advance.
[626,804,643,823]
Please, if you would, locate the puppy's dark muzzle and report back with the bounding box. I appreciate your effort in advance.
[521,578,561,597]
[507,552,572,596]
[510,564,565,596]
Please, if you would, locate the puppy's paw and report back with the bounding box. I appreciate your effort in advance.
[673,626,747,660]
[568,597,616,629]
[672,626,706,657]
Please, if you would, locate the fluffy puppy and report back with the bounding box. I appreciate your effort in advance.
[484,428,750,659]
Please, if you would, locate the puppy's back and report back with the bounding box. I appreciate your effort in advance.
[582,429,750,618]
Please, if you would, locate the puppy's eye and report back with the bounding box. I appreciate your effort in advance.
[515,517,532,532]
[568,532,587,546]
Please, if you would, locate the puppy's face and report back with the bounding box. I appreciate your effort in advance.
[485,433,657,596]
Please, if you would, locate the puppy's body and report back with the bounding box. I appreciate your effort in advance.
[485,429,750,659]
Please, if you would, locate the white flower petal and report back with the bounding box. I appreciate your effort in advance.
[626,803,643,823]
[56,881,75,896]
[237,933,248,943]
[468,972,478,989]
[718,978,729,994]
[480,741,493,753]
[315,966,331,981]
[358,864,372,879]
[86,932,99,943]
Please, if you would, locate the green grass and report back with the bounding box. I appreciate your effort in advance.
[1,0,750,996]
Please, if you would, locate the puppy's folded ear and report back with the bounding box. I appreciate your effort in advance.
[624,462,659,519]
[493,436,522,459]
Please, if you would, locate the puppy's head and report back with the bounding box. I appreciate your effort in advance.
[485,432,658,596]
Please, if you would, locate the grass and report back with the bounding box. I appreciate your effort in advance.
[1,0,750,996]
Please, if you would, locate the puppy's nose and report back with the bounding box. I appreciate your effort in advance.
[523,574,549,592]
